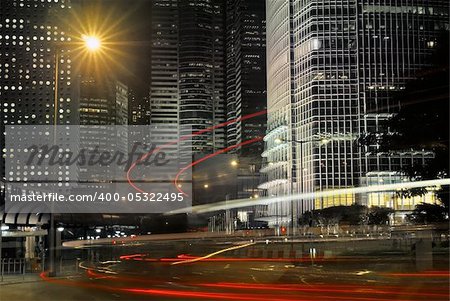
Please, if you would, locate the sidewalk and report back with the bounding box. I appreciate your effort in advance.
[0,274,43,286]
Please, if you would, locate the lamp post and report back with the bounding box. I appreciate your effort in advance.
[48,35,102,277]
[275,137,330,237]
[0,218,3,281]
[225,159,239,234]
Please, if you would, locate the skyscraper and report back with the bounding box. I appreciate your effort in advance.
[78,76,128,186]
[149,0,180,149]
[149,0,226,154]
[1,0,78,193]
[178,0,226,153]
[260,1,449,227]
[226,0,266,158]
[225,0,267,224]
[79,76,128,126]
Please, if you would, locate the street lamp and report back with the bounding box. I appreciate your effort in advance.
[274,137,330,237]
[48,34,103,277]
[224,159,238,234]
[82,35,102,52]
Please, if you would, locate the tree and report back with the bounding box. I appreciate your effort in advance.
[367,207,393,225]
[407,203,449,224]
[299,204,368,227]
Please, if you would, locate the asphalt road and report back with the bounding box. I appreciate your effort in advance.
[2,240,449,301]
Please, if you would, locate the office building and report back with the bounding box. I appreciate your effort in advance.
[260,1,449,227]
[78,76,128,184]
[1,0,78,200]
[0,0,78,255]
[148,0,180,149]
[226,0,267,208]
[79,76,128,126]
[226,0,266,158]
[149,0,226,154]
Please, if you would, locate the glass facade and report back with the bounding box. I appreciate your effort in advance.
[226,0,266,205]
[226,0,267,158]
[259,0,293,225]
[149,0,180,154]
[261,0,449,227]
[178,0,226,153]
[149,0,226,154]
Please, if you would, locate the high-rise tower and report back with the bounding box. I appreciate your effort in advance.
[1,0,78,193]
[149,0,226,154]
[260,0,449,227]
[226,0,266,158]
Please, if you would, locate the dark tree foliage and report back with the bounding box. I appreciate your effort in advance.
[407,203,449,224]
[299,205,394,226]
[367,206,394,225]
[358,30,449,208]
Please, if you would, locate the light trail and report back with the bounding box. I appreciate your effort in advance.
[127,110,267,194]
[165,178,450,214]
[40,267,450,301]
[174,137,263,195]
[200,282,450,298]
[170,242,256,265]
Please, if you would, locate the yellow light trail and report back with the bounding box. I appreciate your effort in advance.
[171,242,256,265]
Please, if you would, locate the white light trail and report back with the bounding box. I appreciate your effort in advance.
[165,178,450,215]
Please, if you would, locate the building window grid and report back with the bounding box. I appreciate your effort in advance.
[291,1,358,197]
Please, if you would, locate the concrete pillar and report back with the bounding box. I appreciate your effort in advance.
[25,236,36,259]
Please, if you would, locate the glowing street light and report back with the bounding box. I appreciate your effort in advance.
[230,160,238,167]
[82,35,101,52]
[204,184,209,189]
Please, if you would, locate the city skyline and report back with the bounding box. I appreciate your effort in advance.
[0,0,448,227]
[0,2,448,298]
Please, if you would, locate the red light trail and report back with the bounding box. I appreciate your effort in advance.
[173,137,263,195]
[39,269,450,301]
[126,110,267,194]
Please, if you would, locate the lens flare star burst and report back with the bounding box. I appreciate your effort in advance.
[82,35,101,51]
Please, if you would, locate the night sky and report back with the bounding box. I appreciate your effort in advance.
[73,0,153,99]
